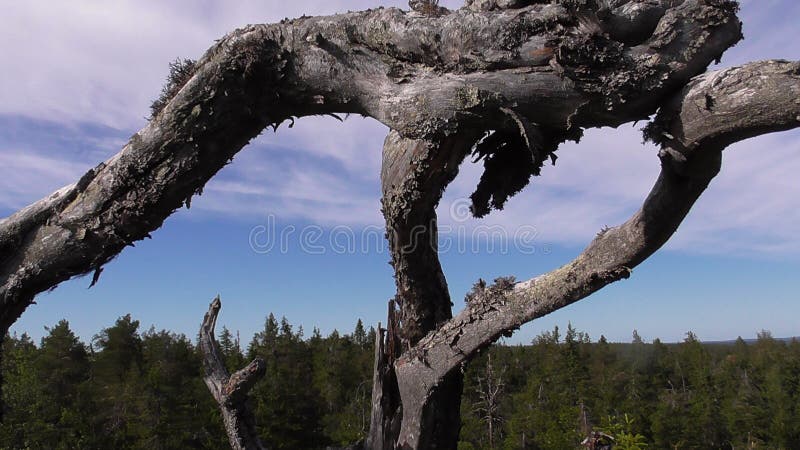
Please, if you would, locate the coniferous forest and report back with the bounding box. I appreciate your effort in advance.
[2,315,799,450]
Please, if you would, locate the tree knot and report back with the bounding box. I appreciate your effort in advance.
[589,266,631,286]
[409,0,448,16]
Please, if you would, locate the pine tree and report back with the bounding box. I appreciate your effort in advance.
[91,314,146,448]
[93,314,143,381]
[473,354,504,449]
[218,326,245,372]
[139,328,207,448]
[249,313,279,359]
[353,319,368,348]
[0,332,41,448]
[249,314,326,449]
[34,320,92,448]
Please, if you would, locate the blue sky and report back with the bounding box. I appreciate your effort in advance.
[1,0,799,346]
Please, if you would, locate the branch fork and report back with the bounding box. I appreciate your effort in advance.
[200,296,266,450]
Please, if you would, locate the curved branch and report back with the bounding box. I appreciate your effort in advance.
[0,1,742,337]
[647,59,800,151]
[0,0,741,334]
[392,60,800,445]
[382,131,475,346]
[377,131,477,448]
[200,296,266,450]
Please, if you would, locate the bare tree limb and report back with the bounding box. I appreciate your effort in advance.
[376,131,478,448]
[392,59,800,449]
[381,132,469,347]
[200,296,266,450]
[0,0,742,336]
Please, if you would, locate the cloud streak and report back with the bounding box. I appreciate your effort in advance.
[0,149,90,211]
[0,1,798,258]
[0,0,462,129]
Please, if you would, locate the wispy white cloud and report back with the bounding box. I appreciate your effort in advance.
[1,1,798,259]
[0,1,462,129]
[439,126,659,240]
[667,130,800,256]
[436,123,800,258]
[0,149,91,210]
[255,115,387,176]
[1,0,795,128]
[719,0,800,67]
[0,3,208,129]
[192,116,385,225]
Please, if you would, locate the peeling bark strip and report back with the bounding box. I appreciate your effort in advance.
[366,321,398,450]
[391,60,800,449]
[200,297,266,450]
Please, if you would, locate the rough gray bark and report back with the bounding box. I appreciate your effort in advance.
[0,0,743,335]
[366,306,403,450]
[391,59,800,449]
[378,133,476,448]
[200,296,266,450]
[366,323,394,450]
[1,0,797,448]
[365,3,743,446]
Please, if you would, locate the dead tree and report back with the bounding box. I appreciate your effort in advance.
[199,296,266,450]
[473,355,504,449]
[1,0,799,448]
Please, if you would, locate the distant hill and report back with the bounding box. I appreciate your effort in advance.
[702,336,800,345]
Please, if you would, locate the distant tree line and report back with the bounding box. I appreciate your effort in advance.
[459,327,800,450]
[2,316,798,449]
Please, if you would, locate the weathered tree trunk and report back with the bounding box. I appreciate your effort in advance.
[376,132,474,449]
[362,1,746,448]
[391,61,800,449]
[199,297,266,450]
[2,1,799,448]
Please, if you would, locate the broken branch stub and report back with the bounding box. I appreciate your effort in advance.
[200,296,266,450]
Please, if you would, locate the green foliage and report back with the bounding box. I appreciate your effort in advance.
[1,313,375,449]
[308,322,374,445]
[248,315,327,449]
[466,328,800,450]
[3,319,800,449]
[218,325,246,373]
[602,414,648,450]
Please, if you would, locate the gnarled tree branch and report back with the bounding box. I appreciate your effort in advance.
[376,131,477,448]
[200,296,266,450]
[0,1,743,337]
[391,60,800,450]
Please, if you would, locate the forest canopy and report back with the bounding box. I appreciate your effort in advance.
[3,316,798,449]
